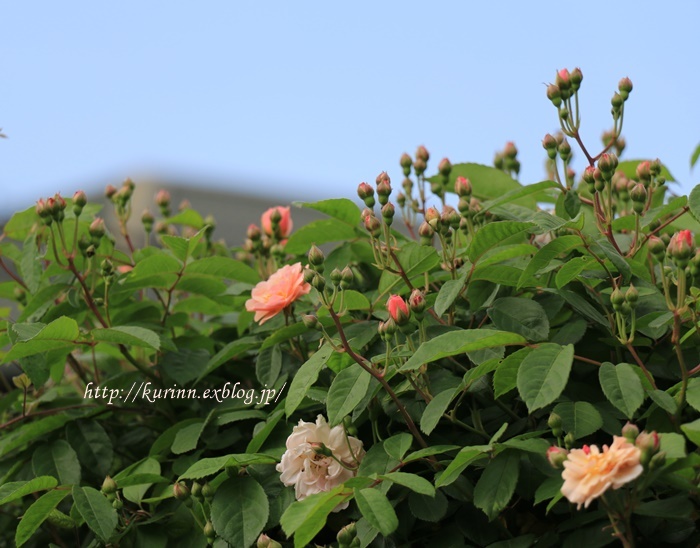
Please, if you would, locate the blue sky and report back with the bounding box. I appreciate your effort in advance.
[2,2,699,215]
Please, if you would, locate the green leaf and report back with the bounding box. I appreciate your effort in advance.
[691,144,700,170]
[648,389,677,414]
[534,476,564,506]
[517,343,574,413]
[0,477,58,505]
[493,347,533,398]
[92,326,160,350]
[659,432,686,459]
[3,317,79,363]
[557,289,609,328]
[383,433,413,462]
[555,256,598,288]
[354,487,398,536]
[686,378,700,412]
[598,362,645,419]
[420,388,457,435]
[327,363,372,426]
[178,453,277,480]
[473,450,520,521]
[481,180,559,212]
[518,235,581,288]
[72,485,118,543]
[211,477,269,548]
[689,183,700,223]
[295,198,361,225]
[380,472,435,496]
[593,238,631,282]
[634,495,693,520]
[489,298,550,341]
[197,337,258,381]
[161,348,209,385]
[408,490,449,522]
[32,440,81,485]
[435,445,490,488]
[401,329,527,371]
[434,275,466,317]
[186,256,260,284]
[122,458,160,504]
[15,489,69,547]
[246,407,284,453]
[680,418,700,446]
[403,445,459,463]
[280,487,352,547]
[66,420,114,478]
[256,344,282,387]
[552,401,603,439]
[378,242,440,294]
[432,163,524,202]
[171,421,205,454]
[164,208,205,228]
[161,228,205,262]
[285,219,357,255]
[468,221,532,263]
[285,345,333,416]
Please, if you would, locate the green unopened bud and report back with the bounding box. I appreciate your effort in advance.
[621,422,640,442]
[648,235,666,261]
[625,284,639,306]
[191,481,202,499]
[618,77,633,100]
[257,533,282,548]
[89,218,106,244]
[173,482,190,501]
[546,446,568,469]
[597,153,618,179]
[312,272,326,291]
[12,373,31,390]
[648,451,666,471]
[100,259,114,278]
[72,190,87,216]
[204,521,215,541]
[570,67,583,91]
[308,244,325,268]
[548,413,563,437]
[564,432,575,450]
[630,183,647,215]
[330,268,343,286]
[611,92,623,110]
[400,153,412,176]
[201,482,215,501]
[112,498,123,510]
[312,442,334,458]
[101,476,118,495]
[357,182,375,208]
[438,157,452,177]
[382,202,395,225]
[558,139,572,162]
[302,314,319,330]
[363,213,381,237]
[546,84,562,107]
[303,267,316,285]
[340,266,354,289]
[337,522,358,547]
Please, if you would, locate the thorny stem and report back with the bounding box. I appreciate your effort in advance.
[326,306,430,450]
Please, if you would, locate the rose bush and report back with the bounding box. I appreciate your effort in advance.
[1,68,700,547]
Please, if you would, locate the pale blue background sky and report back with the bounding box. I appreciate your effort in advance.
[2,2,699,215]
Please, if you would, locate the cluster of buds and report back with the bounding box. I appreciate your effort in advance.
[101,476,123,509]
[35,193,68,225]
[494,141,520,177]
[546,68,583,129]
[610,284,639,314]
[106,178,136,214]
[621,423,663,468]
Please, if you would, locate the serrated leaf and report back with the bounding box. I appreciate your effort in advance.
[15,489,69,547]
[469,221,532,263]
[327,363,371,426]
[380,472,435,496]
[552,401,603,439]
[481,180,559,212]
[280,487,352,547]
[0,476,58,505]
[517,343,574,413]
[648,389,677,414]
[518,235,581,288]
[401,329,527,371]
[598,362,644,418]
[178,453,277,480]
[32,440,81,486]
[434,275,466,317]
[65,420,113,479]
[680,418,700,446]
[383,433,413,462]
[493,347,533,398]
[211,477,269,548]
[186,256,259,284]
[435,445,490,488]
[473,450,520,521]
[285,345,333,416]
[355,488,398,536]
[489,298,550,341]
[122,458,160,504]
[3,317,80,363]
[295,198,361,225]
[92,326,160,350]
[420,388,457,435]
[72,485,118,543]
[196,337,258,381]
[171,421,205,454]
[285,219,357,255]
[689,183,700,223]
[686,378,700,412]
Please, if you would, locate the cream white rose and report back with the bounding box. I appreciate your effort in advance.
[277,415,365,509]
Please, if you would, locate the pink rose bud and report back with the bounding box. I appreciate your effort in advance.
[556,68,571,89]
[455,176,472,198]
[503,141,518,159]
[409,289,426,315]
[261,206,293,238]
[546,84,562,107]
[636,160,652,182]
[418,221,434,239]
[618,76,633,100]
[155,189,171,207]
[142,209,154,230]
[570,67,583,90]
[647,235,665,258]
[669,230,694,266]
[415,145,429,162]
[387,294,410,326]
[542,133,557,151]
[247,224,261,241]
[546,446,568,469]
[363,213,381,237]
[35,198,48,218]
[413,157,427,176]
[425,206,440,224]
[376,171,391,186]
[73,190,87,208]
[621,422,640,442]
[357,182,375,202]
[438,157,452,177]
[105,184,118,199]
[179,199,192,211]
[400,153,412,176]
[89,218,106,243]
[53,193,67,211]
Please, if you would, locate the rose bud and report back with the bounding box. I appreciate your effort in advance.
[340,266,354,289]
[387,294,410,326]
[142,209,154,232]
[415,145,429,162]
[72,190,87,216]
[570,67,583,91]
[636,160,652,183]
[621,422,640,442]
[173,482,190,501]
[400,152,412,176]
[455,176,472,198]
[630,183,647,214]
[647,235,666,261]
[409,289,426,317]
[381,202,395,225]
[438,157,452,177]
[618,76,633,100]
[546,446,568,469]
[597,153,618,179]
[558,139,572,162]
[89,218,106,244]
[363,213,381,237]
[101,476,118,495]
[357,182,375,208]
[105,184,118,200]
[668,230,694,267]
[546,84,562,107]
[503,141,518,160]
[308,244,325,268]
[257,534,282,548]
[302,314,319,330]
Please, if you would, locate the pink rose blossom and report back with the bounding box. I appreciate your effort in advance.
[245,263,310,325]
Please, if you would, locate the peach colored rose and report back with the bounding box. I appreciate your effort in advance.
[387,294,409,324]
[276,415,365,510]
[245,263,310,325]
[261,206,293,238]
[561,436,643,509]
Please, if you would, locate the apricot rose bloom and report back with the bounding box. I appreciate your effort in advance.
[245,263,311,325]
[561,436,643,509]
[261,206,293,238]
[277,415,365,509]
